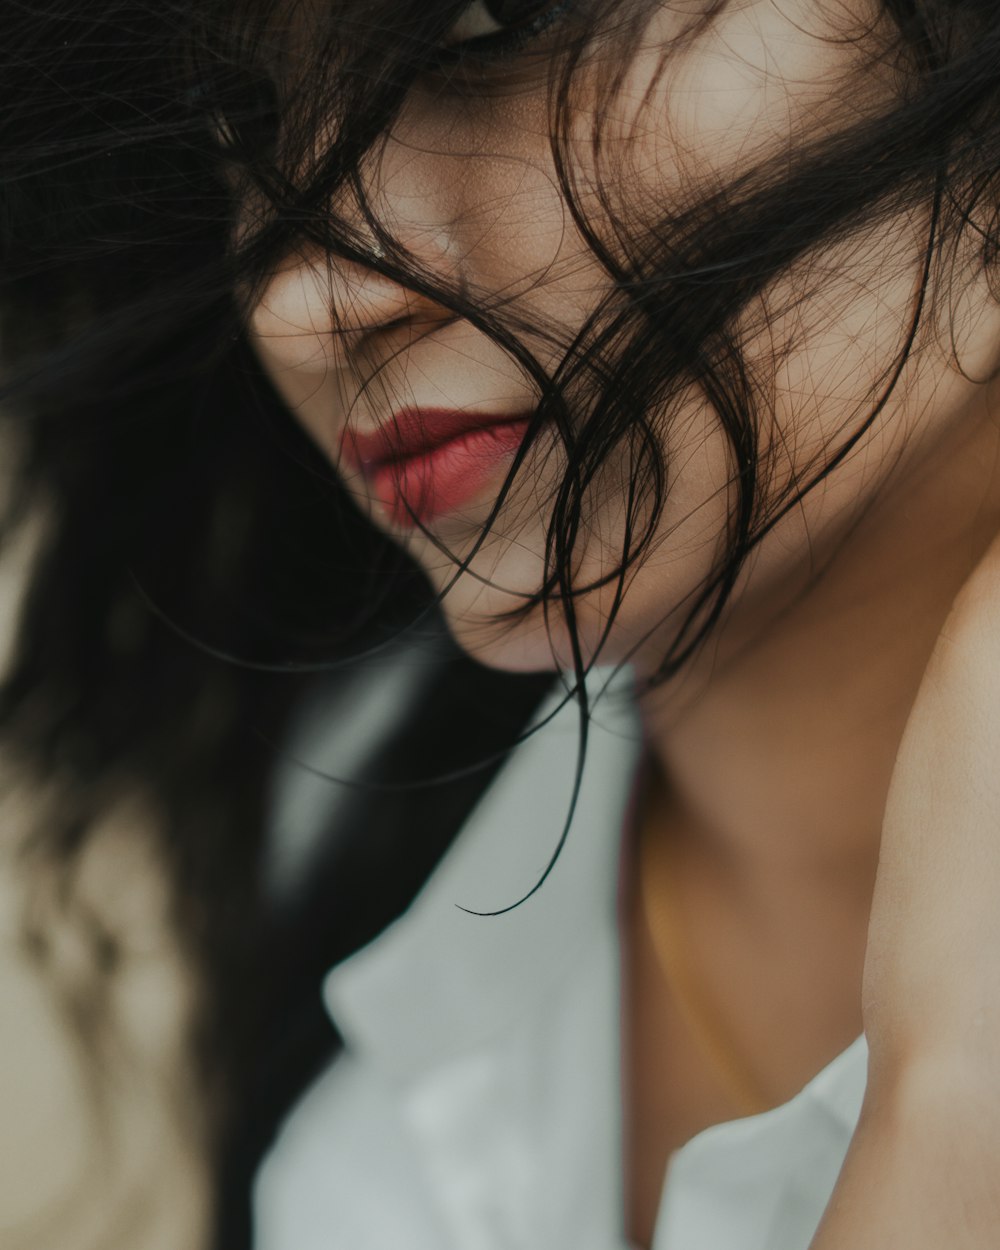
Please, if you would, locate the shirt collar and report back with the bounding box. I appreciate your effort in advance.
[323,667,644,1084]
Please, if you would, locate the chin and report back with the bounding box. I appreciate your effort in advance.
[413,509,682,676]
[432,572,634,676]
[436,591,559,673]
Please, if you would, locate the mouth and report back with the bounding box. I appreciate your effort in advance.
[340,406,533,527]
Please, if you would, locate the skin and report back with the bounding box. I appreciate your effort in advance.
[250,1,1000,1246]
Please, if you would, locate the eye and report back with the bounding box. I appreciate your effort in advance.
[438,0,572,61]
[445,1,556,45]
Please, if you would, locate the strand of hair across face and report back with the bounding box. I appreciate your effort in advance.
[638,773,772,1118]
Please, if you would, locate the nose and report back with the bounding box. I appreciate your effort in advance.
[249,103,481,377]
[249,244,445,377]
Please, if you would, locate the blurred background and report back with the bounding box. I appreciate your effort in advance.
[0,506,550,1250]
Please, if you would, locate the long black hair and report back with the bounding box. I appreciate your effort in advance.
[2,0,1000,1242]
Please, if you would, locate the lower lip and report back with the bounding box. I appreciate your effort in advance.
[366,419,531,527]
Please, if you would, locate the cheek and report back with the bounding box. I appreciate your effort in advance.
[659,2,880,163]
[584,0,886,228]
[382,92,581,311]
[412,397,735,674]
[764,212,930,473]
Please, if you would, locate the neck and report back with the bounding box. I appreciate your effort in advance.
[639,396,1000,899]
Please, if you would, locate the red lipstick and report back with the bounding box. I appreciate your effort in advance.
[341,407,531,527]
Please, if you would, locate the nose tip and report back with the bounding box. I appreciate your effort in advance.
[249,246,431,375]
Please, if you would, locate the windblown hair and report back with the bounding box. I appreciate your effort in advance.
[1,0,1000,1241]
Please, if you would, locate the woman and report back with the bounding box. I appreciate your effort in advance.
[3,1,1000,1247]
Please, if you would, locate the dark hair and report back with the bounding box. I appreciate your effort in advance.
[2,0,999,1241]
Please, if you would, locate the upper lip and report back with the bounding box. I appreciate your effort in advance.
[341,407,533,471]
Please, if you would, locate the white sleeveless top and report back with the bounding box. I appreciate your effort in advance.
[253,673,867,1250]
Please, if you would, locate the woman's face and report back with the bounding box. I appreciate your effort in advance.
[250,0,1000,673]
